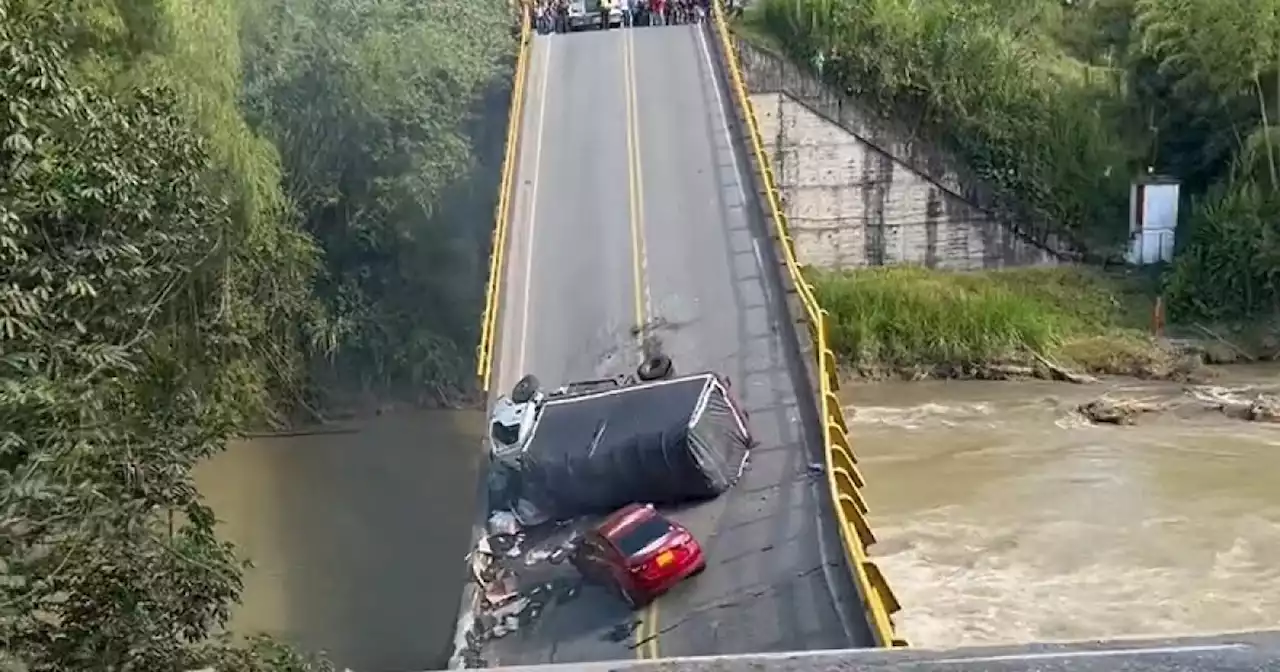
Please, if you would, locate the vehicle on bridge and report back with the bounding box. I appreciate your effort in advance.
[572,502,706,608]
[487,356,752,524]
[566,0,622,30]
[489,353,676,462]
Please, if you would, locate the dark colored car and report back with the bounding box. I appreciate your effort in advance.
[572,503,706,608]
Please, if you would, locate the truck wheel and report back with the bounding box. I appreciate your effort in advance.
[636,353,673,381]
[511,374,540,404]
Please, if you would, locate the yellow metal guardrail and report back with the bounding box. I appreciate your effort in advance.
[477,6,533,392]
[709,2,906,648]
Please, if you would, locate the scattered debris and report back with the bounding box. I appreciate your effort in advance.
[1077,385,1280,426]
[1031,351,1098,384]
[604,620,641,642]
[513,498,550,527]
[456,513,591,660]
[524,547,555,565]
[488,510,520,536]
[1078,397,1165,425]
[806,462,824,475]
[1189,386,1280,423]
[490,595,530,620]
[1193,323,1256,362]
[483,569,519,605]
[985,364,1035,379]
[467,547,491,584]
[553,540,574,562]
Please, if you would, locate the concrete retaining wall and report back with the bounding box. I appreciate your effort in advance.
[734,38,1075,270]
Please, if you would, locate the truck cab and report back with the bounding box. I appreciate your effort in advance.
[489,391,542,466]
[488,356,674,467]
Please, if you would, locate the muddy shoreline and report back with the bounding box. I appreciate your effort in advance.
[843,334,1278,386]
[842,334,1280,430]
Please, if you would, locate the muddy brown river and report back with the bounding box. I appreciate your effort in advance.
[194,410,484,672]
[847,364,1280,649]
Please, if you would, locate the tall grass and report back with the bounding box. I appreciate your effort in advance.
[812,266,1161,373]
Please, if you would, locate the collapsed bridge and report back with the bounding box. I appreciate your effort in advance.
[451,5,1280,672]
[460,3,898,668]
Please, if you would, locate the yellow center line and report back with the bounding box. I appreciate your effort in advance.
[622,28,660,661]
[623,27,648,343]
[645,600,660,658]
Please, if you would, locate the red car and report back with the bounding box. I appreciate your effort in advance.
[572,503,706,608]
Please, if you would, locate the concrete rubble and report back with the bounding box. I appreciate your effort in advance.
[455,503,586,668]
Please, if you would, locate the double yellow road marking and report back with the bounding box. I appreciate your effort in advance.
[621,28,661,660]
[622,27,650,344]
[635,602,659,659]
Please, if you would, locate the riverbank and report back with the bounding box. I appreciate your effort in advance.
[812,266,1276,382]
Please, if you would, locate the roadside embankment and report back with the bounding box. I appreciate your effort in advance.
[742,0,1280,333]
[811,266,1276,382]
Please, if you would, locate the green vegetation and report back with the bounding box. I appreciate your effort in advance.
[813,267,1175,378]
[745,0,1280,324]
[240,0,514,406]
[1,0,513,668]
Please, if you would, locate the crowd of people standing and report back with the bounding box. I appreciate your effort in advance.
[535,0,729,34]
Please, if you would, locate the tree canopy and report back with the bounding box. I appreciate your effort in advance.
[747,0,1280,321]
[1,0,514,667]
[240,0,514,403]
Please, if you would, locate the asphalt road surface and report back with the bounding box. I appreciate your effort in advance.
[481,22,875,666]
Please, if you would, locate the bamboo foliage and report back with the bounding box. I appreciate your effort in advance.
[1134,0,1280,319]
[1,0,513,668]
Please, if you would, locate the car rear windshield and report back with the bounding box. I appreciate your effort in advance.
[614,516,673,557]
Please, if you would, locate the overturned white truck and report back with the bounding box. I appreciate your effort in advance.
[488,355,752,524]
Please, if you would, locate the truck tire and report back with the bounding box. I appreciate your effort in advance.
[636,354,673,381]
[511,374,540,403]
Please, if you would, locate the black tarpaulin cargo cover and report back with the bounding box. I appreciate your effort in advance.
[519,373,750,519]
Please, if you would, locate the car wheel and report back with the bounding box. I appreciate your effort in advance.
[511,374,540,404]
[690,561,707,577]
[636,353,673,381]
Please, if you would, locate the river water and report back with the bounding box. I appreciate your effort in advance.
[194,409,484,672]
[847,364,1280,650]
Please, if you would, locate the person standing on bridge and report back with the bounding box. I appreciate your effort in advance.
[599,0,614,29]
[535,0,550,34]
[554,0,569,33]
[651,0,665,25]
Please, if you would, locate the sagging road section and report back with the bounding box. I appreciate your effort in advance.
[478,23,875,665]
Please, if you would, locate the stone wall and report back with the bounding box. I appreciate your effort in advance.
[733,38,1075,270]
